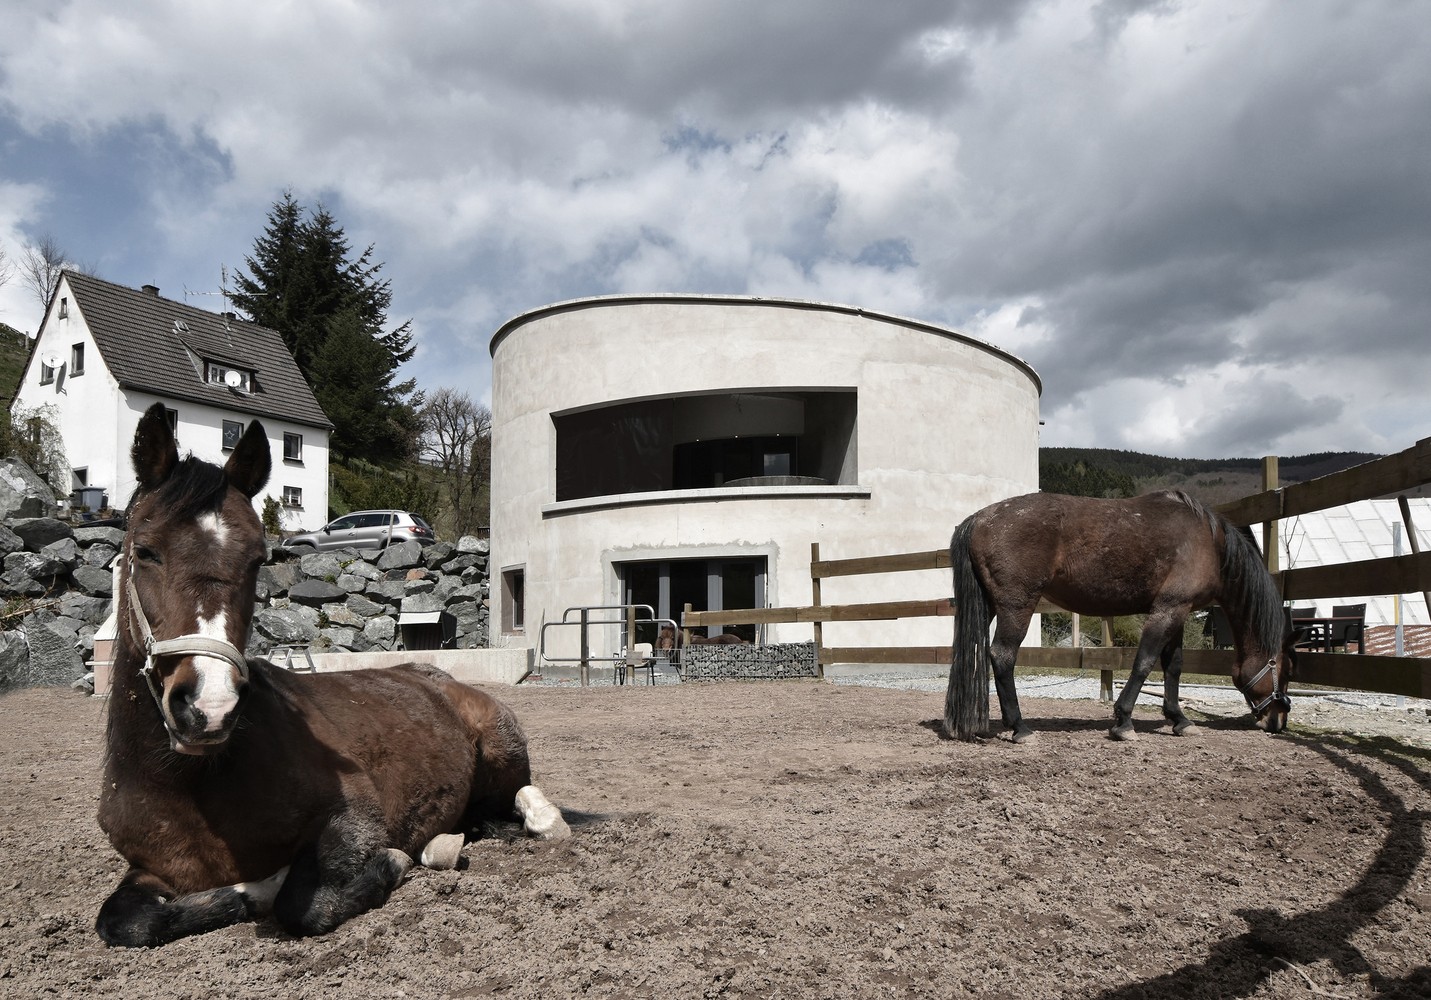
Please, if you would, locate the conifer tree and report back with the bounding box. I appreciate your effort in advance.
[231,193,420,464]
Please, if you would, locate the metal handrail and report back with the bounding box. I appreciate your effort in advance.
[538,604,677,686]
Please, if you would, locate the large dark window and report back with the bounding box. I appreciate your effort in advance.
[620,556,765,644]
[554,390,856,502]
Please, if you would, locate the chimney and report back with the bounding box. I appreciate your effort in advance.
[141,284,160,296]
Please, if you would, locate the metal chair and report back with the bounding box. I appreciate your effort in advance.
[1288,606,1328,652]
[615,642,657,685]
[1330,604,1365,653]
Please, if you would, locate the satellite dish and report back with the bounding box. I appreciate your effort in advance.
[41,352,62,369]
[223,369,243,389]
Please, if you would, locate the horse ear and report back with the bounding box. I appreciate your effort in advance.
[131,403,179,491]
[224,420,271,499]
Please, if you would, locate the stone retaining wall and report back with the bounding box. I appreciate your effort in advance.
[0,512,492,692]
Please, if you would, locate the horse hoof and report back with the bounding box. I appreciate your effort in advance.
[1108,726,1138,742]
[385,849,415,879]
[419,833,464,870]
[1010,728,1038,745]
[1173,722,1200,737]
[516,785,572,841]
[237,865,290,916]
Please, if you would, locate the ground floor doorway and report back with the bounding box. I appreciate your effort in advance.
[619,556,767,645]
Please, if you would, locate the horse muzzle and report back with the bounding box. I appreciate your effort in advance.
[143,636,252,754]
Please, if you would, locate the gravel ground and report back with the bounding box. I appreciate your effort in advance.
[540,663,1431,748]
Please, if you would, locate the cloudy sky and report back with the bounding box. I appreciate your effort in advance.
[1,0,1426,459]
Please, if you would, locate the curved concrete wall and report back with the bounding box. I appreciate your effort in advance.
[489,295,1041,664]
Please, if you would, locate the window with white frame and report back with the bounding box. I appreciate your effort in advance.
[222,420,243,451]
[283,432,302,462]
[281,485,303,508]
[206,362,252,392]
[70,343,84,375]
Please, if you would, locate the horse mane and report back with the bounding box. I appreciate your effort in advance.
[1165,490,1285,654]
[127,456,230,523]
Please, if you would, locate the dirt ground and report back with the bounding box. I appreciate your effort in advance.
[2,680,1429,999]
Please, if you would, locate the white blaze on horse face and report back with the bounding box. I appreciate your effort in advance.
[197,511,230,549]
[191,607,241,731]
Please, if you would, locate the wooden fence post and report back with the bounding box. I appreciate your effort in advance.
[1262,456,1281,577]
[1398,495,1431,625]
[811,542,825,679]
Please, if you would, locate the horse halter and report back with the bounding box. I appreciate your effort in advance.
[1237,656,1292,717]
[122,552,251,725]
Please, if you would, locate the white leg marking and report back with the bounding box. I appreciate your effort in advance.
[234,866,289,915]
[419,833,465,870]
[515,785,571,840]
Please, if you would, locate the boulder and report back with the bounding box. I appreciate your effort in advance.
[21,623,85,687]
[0,458,56,519]
[362,616,396,648]
[421,541,456,569]
[0,630,30,692]
[257,562,302,600]
[0,526,23,558]
[298,551,348,582]
[71,565,115,598]
[253,607,319,645]
[41,537,80,571]
[345,593,387,619]
[288,579,348,608]
[376,541,424,571]
[455,535,489,555]
[11,517,72,551]
[74,525,126,549]
[83,542,120,568]
[400,592,446,615]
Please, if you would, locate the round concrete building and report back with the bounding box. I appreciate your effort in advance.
[488,295,1041,671]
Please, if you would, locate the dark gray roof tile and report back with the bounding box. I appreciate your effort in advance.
[64,271,331,429]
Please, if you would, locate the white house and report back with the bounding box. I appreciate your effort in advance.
[10,271,331,526]
[488,294,1042,666]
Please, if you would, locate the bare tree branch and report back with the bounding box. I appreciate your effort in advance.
[419,387,492,538]
[19,235,72,313]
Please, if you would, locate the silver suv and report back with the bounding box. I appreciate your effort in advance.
[285,510,436,552]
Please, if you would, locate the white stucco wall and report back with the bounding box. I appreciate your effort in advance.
[489,295,1042,664]
[11,278,329,524]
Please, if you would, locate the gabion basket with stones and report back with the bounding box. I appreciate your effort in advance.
[681,641,818,681]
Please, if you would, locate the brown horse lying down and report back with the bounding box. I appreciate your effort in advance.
[656,625,749,650]
[96,404,567,948]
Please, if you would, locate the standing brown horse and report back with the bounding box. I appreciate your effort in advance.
[945,490,1296,743]
[96,403,567,947]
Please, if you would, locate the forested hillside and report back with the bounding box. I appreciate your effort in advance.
[1040,447,1382,504]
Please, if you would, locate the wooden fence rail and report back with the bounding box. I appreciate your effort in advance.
[684,436,1431,700]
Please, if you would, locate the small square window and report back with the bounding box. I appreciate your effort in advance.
[281,486,303,508]
[221,420,243,451]
[58,297,69,319]
[283,432,303,462]
[70,343,84,376]
[39,361,54,385]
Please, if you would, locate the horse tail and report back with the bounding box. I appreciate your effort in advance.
[945,515,990,741]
